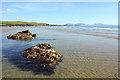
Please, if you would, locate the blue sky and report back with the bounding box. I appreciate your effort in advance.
[2,2,118,25]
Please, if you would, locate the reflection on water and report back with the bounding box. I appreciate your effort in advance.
[2,40,62,76]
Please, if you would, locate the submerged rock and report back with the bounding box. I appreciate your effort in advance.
[7,30,36,40]
[23,46,61,63]
[36,44,52,49]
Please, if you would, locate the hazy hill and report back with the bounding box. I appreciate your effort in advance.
[0,21,51,26]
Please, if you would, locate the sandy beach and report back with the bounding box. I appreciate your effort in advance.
[1,26,119,78]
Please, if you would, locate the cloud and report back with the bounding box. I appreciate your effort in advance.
[3,8,16,13]
[2,2,74,13]
[39,17,47,20]
[10,3,73,12]
[12,3,40,11]
[16,17,21,20]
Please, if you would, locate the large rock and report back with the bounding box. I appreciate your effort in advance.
[23,46,61,63]
[7,30,36,40]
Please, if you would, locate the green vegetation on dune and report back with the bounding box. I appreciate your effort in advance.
[0,21,51,26]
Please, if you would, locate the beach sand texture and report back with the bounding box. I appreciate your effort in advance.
[1,26,119,78]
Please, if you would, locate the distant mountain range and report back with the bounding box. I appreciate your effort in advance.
[67,23,117,27]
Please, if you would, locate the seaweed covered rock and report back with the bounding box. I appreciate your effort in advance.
[23,46,61,63]
[7,30,36,40]
[36,44,52,49]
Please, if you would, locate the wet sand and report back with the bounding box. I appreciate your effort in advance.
[1,27,119,78]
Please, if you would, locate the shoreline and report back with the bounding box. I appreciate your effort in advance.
[0,26,30,27]
[1,26,119,40]
[0,25,68,27]
[45,27,120,40]
[0,26,50,27]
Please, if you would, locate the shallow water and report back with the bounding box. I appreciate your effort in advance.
[1,26,119,78]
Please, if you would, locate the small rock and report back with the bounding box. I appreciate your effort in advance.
[7,30,36,40]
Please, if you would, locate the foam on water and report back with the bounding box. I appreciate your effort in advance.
[92,27,118,30]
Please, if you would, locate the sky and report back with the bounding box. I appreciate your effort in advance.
[2,2,118,25]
